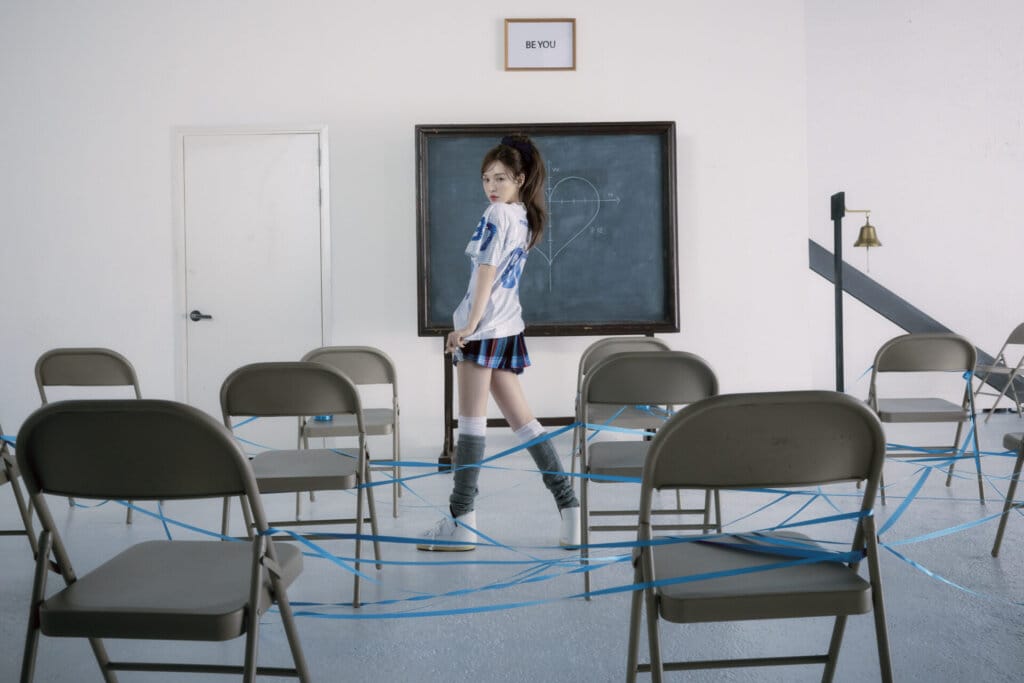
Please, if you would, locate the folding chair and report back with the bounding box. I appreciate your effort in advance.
[974,322,1024,423]
[580,351,719,596]
[0,425,37,556]
[221,361,381,607]
[16,399,309,682]
[35,347,143,524]
[571,336,672,477]
[866,333,983,503]
[300,346,402,517]
[627,391,892,682]
[991,432,1024,557]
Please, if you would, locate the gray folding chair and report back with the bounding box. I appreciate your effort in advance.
[571,336,672,477]
[991,432,1024,557]
[300,346,402,517]
[627,391,892,683]
[974,322,1024,423]
[35,347,143,523]
[0,425,38,556]
[16,399,309,682]
[580,351,720,596]
[221,361,381,608]
[867,333,983,503]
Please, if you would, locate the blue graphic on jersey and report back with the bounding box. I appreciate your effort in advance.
[470,217,485,241]
[480,222,497,252]
[500,248,527,289]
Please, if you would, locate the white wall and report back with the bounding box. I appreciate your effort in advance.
[806,1,1024,393]
[0,1,812,448]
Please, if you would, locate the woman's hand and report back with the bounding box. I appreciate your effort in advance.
[446,328,474,354]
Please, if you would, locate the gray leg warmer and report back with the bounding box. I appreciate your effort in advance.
[527,439,580,511]
[449,434,486,517]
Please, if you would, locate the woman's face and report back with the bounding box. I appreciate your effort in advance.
[482,161,524,204]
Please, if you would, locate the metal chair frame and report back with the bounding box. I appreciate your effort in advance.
[626,391,892,683]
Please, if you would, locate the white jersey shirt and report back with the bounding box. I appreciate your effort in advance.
[453,202,530,341]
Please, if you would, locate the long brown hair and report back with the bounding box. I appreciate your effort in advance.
[481,134,547,250]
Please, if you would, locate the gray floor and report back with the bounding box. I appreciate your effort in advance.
[1,415,1022,682]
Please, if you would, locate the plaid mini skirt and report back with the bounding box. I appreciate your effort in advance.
[453,333,531,375]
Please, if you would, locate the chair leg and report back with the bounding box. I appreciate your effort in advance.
[6,465,39,557]
[713,489,722,533]
[992,450,1023,557]
[353,471,367,608]
[644,587,663,683]
[273,578,312,682]
[626,565,644,683]
[221,496,231,538]
[945,421,965,488]
[243,536,264,683]
[241,497,255,540]
[21,531,50,683]
[581,469,591,599]
[363,465,383,568]
[125,500,133,525]
[971,419,985,503]
[821,615,847,683]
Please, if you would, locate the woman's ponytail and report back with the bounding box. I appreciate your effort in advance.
[482,134,547,249]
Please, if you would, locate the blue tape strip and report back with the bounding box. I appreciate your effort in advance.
[1,435,15,446]
[877,466,931,537]
[881,544,1024,607]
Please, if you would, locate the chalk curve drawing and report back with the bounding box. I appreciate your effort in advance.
[533,164,621,291]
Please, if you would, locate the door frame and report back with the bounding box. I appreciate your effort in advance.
[171,125,332,403]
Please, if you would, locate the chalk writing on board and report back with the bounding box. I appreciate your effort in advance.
[532,163,622,291]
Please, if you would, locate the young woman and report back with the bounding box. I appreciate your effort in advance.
[418,134,580,551]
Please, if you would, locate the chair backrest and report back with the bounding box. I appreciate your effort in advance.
[641,391,885,513]
[35,348,141,403]
[993,322,1024,365]
[871,333,976,374]
[220,361,363,427]
[16,399,260,502]
[301,346,397,390]
[581,351,718,409]
[577,337,671,392]
[868,333,976,405]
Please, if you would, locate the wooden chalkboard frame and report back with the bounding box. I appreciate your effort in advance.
[415,121,679,337]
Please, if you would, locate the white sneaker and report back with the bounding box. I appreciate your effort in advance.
[559,506,581,548]
[416,510,477,551]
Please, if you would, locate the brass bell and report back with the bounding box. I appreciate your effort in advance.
[853,218,881,248]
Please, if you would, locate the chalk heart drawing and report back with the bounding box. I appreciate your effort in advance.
[533,176,604,290]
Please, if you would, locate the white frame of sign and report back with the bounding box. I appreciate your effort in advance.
[504,18,576,71]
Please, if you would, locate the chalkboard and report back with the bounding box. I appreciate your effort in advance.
[415,122,678,337]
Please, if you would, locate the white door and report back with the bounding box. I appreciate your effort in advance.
[178,130,330,448]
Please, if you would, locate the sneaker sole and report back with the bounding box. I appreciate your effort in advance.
[416,542,476,552]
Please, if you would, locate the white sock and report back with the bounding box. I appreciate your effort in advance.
[514,419,545,443]
[458,415,488,437]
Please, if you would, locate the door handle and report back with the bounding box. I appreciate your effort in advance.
[189,310,213,322]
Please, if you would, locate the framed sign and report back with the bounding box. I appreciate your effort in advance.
[505,18,576,71]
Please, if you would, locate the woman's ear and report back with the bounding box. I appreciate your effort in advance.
[516,174,526,187]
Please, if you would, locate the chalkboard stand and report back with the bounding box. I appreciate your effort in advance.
[438,339,574,470]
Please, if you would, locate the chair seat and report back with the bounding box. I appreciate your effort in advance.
[874,398,967,423]
[652,532,871,624]
[588,441,650,479]
[251,448,359,493]
[301,408,395,438]
[1004,433,1024,451]
[40,540,302,640]
[585,404,669,431]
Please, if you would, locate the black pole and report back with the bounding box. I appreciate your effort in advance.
[831,192,846,392]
